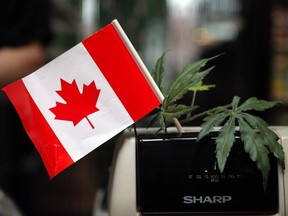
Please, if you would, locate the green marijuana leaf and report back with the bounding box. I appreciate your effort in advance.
[149,53,219,132]
[215,116,236,173]
[151,52,166,93]
[198,96,284,190]
[189,81,216,92]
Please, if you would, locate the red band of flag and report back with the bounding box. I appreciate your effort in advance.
[4,80,74,178]
[82,23,161,122]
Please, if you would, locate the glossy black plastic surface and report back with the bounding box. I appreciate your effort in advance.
[136,132,278,214]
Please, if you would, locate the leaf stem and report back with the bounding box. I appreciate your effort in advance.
[187,90,197,119]
[191,90,197,107]
[173,117,184,134]
[180,103,232,124]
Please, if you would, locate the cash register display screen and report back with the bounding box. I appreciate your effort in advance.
[136,132,278,214]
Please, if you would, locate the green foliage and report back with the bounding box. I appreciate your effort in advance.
[189,81,216,92]
[164,57,216,107]
[198,96,284,190]
[149,53,219,131]
[150,52,166,93]
[148,52,285,190]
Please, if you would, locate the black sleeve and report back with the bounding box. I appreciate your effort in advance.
[0,0,52,47]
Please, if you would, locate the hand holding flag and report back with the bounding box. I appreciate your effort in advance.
[3,20,164,178]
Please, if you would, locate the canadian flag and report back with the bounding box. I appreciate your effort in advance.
[3,20,163,178]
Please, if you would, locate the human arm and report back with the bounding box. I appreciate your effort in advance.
[0,41,46,89]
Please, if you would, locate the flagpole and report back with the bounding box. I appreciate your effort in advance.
[111,19,164,103]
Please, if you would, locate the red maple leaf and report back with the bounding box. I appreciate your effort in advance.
[49,79,101,129]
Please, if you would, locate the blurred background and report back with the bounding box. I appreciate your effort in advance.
[1,0,288,215]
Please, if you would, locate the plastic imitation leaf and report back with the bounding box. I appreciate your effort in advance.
[50,79,101,129]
